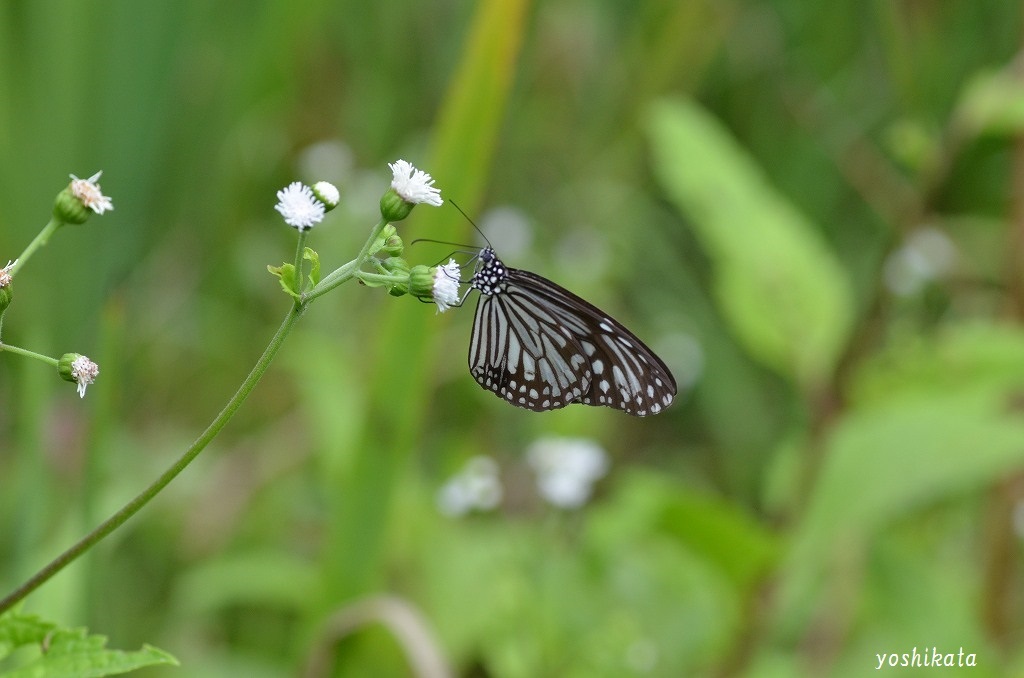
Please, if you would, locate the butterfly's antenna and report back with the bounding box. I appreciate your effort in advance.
[450,200,492,249]
[409,237,476,249]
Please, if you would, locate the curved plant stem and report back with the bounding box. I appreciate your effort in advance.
[0,209,394,613]
[0,344,58,367]
[0,302,305,614]
[10,218,61,279]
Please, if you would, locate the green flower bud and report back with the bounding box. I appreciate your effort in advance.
[382,257,411,297]
[380,224,398,240]
[383,234,404,256]
[382,256,410,275]
[53,186,91,224]
[408,264,434,299]
[0,284,11,316]
[380,188,414,222]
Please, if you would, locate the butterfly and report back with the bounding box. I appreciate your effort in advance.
[464,247,676,416]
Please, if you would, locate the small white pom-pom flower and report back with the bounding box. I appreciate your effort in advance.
[432,259,462,313]
[274,182,326,231]
[69,171,113,215]
[388,159,443,207]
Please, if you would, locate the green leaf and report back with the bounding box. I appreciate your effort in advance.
[775,324,1024,637]
[0,612,177,677]
[267,262,299,300]
[646,98,854,387]
[0,612,54,661]
[778,387,1024,637]
[851,323,1024,405]
[176,550,322,615]
[955,69,1024,138]
[658,485,779,592]
[596,471,779,594]
[303,247,321,286]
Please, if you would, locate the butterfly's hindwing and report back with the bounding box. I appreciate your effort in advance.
[468,248,677,416]
[470,291,593,411]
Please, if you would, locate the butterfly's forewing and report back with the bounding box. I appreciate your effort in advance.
[470,284,593,411]
[468,248,677,416]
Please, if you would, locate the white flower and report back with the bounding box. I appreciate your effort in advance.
[0,260,16,287]
[437,456,503,517]
[70,355,99,398]
[388,159,443,206]
[69,171,113,214]
[432,259,462,313]
[527,437,609,509]
[312,181,340,209]
[274,182,325,231]
[884,226,957,297]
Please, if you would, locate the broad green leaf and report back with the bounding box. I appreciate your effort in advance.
[776,324,1024,637]
[851,322,1024,405]
[658,485,779,592]
[646,98,853,387]
[0,614,177,678]
[602,472,779,592]
[777,387,1024,637]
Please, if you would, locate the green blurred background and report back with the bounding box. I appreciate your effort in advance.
[2,0,1024,675]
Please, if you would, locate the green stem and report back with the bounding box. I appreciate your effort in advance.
[10,218,62,278]
[305,218,389,303]
[355,271,407,286]
[0,211,393,612]
[0,302,306,614]
[0,343,58,366]
[293,230,309,295]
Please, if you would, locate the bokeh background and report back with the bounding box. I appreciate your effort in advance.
[2,0,1024,675]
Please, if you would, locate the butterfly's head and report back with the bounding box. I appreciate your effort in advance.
[471,247,507,295]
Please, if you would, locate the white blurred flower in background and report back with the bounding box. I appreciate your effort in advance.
[436,456,503,517]
[526,437,609,509]
[883,226,958,297]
